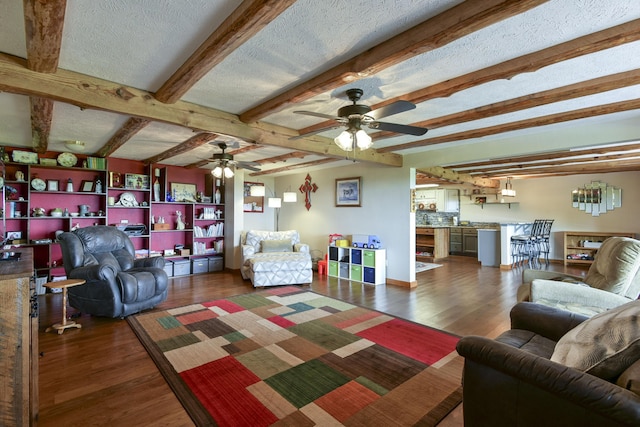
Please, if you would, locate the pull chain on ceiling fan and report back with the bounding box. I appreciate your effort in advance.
[293,88,428,152]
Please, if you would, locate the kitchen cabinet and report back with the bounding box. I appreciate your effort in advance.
[450,227,478,256]
[463,228,478,256]
[416,227,449,260]
[415,188,459,212]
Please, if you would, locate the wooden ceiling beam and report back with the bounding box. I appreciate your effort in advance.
[143,132,218,165]
[0,52,402,167]
[380,98,640,153]
[97,117,151,158]
[374,68,640,140]
[253,151,310,165]
[444,143,640,169]
[460,152,640,175]
[476,158,640,178]
[154,0,295,104]
[417,166,500,188]
[23,0,67,153]
[239,0,547,123]
[249,158,338,176]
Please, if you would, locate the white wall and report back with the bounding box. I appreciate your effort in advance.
[459,171,640,260]
[234,166,639,283]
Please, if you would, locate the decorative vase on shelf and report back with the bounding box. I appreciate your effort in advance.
[153,178,160,202]
[215,188,221,204]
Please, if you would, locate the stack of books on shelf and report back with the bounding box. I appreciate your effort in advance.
[199,207,216,219]
[86,156,106,170]
[193,223,224,237]
[192,242,218,255]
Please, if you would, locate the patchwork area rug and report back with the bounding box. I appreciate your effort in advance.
[128,287,463,426]
[416,262,443,273]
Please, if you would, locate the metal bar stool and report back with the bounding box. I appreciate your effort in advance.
[511,220,545,268]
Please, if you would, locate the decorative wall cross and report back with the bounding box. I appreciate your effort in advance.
[299,173,318,211]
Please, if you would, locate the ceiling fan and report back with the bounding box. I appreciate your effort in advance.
[293,88,428,151]
[207,142,261,179]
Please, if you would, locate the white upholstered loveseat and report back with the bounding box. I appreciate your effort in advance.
[240,230,313,287]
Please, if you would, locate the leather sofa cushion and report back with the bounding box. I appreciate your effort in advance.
[551,299,640,380]
[496,329,556,359]
[617,359,640,396]
[261,239,292,253]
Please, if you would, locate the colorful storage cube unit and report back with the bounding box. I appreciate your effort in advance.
[191,258,208,274]
[173,259,191,276]
[326,246,386,285]
[208,256,223,272]
[163,260,174,278]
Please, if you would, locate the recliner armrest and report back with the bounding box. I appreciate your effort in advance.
[133,257,165,269]
[68,263,117,281]
[522,268,584,284]
[242,244,256,259]
[510,302,587,341]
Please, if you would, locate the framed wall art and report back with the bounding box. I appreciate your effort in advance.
[80,180,95,192]
[243,182,264,212]
[171,182,197,202]
[125,173,150,190]
[335,177,361,207]
[47,179,59,192]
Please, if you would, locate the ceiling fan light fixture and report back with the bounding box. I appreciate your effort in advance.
[334,130,354,151]
[355,129,372,149]
[224,166,234,178]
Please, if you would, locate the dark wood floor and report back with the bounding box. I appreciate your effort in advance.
[37,258,586,426]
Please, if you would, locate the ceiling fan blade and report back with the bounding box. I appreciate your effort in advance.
[294,110,342,121]
[367,100,416,120]
[289,124,343,140]
[370,121,428,136]
[237,163,261,172]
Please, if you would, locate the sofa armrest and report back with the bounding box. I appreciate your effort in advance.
[510,302,588,341]
[242,244,256,259]
[530,279,632,310]
[133,256,165,269]
[522,268,584,284]
[294,243,309,253]
[456,336,640,426]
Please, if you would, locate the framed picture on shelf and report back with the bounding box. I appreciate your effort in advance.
[80,180,95,192]
[125,173,150,190]
[47,179,59,191]
[171,182,197,202]
[335,177,361,207]
[109,171,123,188]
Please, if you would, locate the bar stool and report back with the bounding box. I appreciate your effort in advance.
[44,279,86,334]
[511,220,545,268]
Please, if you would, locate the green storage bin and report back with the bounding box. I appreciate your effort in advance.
[350,264,362,281]
[363,250,376,267]
[328,261,339,276]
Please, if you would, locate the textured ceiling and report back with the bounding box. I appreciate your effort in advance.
[1,0,639,180]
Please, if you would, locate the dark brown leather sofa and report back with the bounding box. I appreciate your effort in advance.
[456,302,640,427]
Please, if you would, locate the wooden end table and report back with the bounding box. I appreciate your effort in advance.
[44,279,86,334]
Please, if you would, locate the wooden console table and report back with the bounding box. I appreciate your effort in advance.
[0,248,38,426]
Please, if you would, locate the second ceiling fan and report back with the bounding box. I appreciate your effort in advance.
[293,88,428,151]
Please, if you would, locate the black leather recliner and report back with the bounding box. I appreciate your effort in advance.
[58,225,168,318]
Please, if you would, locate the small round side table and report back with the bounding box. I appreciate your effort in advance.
[44,279,86,335]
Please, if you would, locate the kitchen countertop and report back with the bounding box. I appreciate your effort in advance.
[417,223,500,230]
